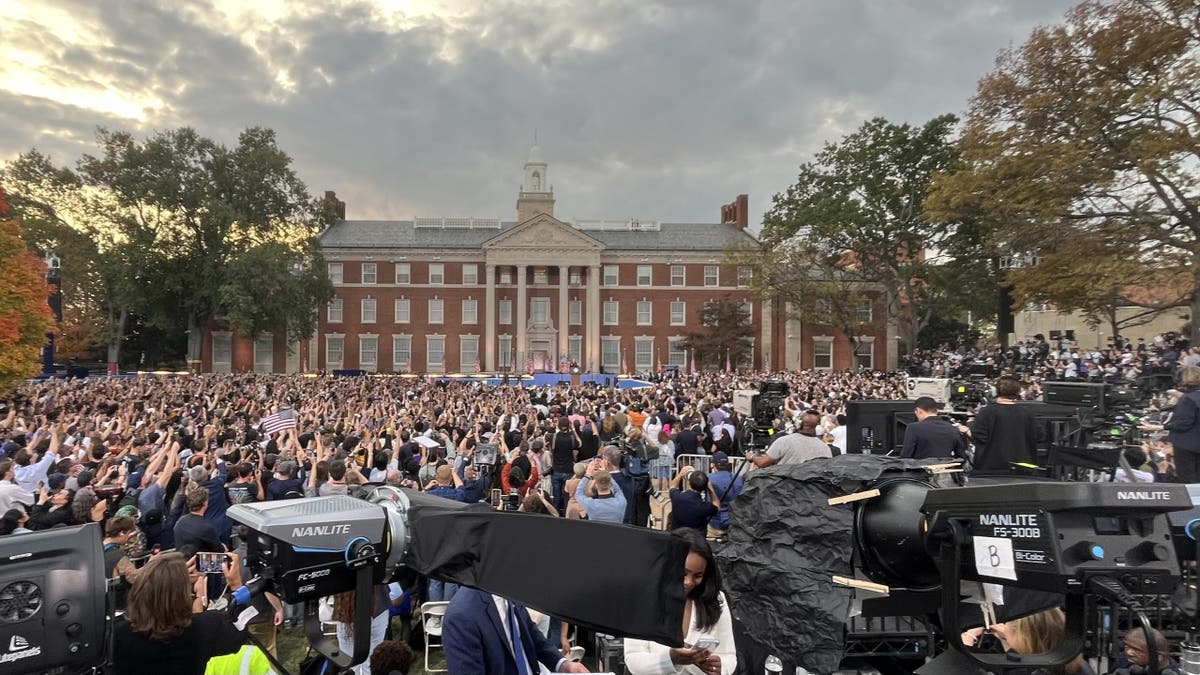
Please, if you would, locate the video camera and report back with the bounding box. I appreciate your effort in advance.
[733,380,789,448]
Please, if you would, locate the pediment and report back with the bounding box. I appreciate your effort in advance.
[482,214,604,251]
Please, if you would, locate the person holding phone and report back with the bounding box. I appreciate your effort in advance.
[624,529,735,675]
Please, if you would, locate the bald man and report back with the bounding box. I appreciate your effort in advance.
[750,412,832,467]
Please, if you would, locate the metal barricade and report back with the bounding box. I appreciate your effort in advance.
[675,453,748,475]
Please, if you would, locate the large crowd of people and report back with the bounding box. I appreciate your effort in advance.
[0,331,1193,673]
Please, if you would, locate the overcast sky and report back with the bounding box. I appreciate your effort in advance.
[2,0,1079,228]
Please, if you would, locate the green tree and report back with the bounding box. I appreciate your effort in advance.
[77,127,334,367]
[761,114,989,351]
[926,0,1200,343]
[681,297,754,369]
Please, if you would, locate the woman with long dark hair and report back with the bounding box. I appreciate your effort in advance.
[624,528,736,675]
[112,552,245,674]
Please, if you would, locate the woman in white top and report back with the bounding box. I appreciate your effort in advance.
[625,529,736,675]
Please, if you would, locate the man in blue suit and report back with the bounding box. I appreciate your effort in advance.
[442,587,590,674]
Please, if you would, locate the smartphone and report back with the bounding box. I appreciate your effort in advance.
[692,638,719,650]
[195,552,227,574]
[490,488,501,507]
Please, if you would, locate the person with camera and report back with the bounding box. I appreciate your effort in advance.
[112,551,246,675]
[573,456,627,524]
[900,397,968,460]
[669,465,719,534]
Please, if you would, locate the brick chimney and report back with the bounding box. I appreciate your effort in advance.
[720,194,749,229]
[324,190,346,221]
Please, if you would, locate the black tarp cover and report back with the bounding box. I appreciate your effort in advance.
[402,489,689,647]
[714,454,941,674]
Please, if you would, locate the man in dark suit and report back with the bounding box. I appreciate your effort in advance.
[442,587,590,674]
[900,397,968,460]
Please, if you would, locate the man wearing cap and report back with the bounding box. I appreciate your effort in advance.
[706,452,743,538]
[900,397,968,461]
[265,460,303,500]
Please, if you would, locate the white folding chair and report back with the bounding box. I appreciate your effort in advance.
[420,601,451,673]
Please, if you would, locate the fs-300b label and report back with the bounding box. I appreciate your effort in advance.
[978,513,1043,539]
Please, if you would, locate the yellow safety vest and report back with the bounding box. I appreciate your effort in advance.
[204,645,275,675]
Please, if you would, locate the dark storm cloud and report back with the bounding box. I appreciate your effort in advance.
[1,0,1078,226]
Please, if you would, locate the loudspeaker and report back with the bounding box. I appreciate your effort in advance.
[0,524,106,675]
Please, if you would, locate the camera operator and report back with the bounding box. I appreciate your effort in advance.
[1163,366,1200,482]
[1110,626,1180,674]
[112,551,246,675]
[748,412,831,468]
[900,397,968,460]
[963,376,1040,473]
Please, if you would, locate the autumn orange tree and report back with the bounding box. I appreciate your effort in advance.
[0,189,54,390]
[927,0,1200,342]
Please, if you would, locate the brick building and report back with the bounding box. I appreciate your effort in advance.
[199,147,895,373]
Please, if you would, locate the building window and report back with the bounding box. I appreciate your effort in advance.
[670,301,685,326]
[531,298,549,326]
[212,333,232,371]
[429,263,444,285]
[327,298,343,323]
[395,263,411,285]
[462,264,478,285]
[636,301,652,325]
[601,337,620,371]
[429,298,444,324]
[328,263,343,284]
[637,265,652,286]
[362,262,377,285]
[254,334,273,373]
[460,336,479,371]
[855,340,874,371]
[392,335,412,372]
[737,266,753,287]
[670,265,685,286]
[427,336,445,371]
[499,335,512,369]
[668,339,686,366]
[499,299,512,325]
[603,301,618,325]
[814,339,833,370]
[534,268,548,284]
[359,336,378,368]
[568,300,582,325]
[569,270,581,285]
[857,300,873,324]
[703,265,719,287]
[568,335,582,363]
[395,298,410,323]
[603,265,619,286]
[462,298,478,324]
[361,298,377,323]
[635,338,654,370]
[741,301,753,323]
[326,335,344,368]
[500,270,513,284]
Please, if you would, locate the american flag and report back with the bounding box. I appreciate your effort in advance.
[262,408,296,435]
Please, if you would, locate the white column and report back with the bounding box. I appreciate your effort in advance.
[761,298,773,371]
[587,264,600,372]
[484,263,496,371]
[516,264,528,371]
[558,265,569,369]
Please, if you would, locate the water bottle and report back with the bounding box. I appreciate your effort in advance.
[1181,641,1200,675]
[764,655,783,674]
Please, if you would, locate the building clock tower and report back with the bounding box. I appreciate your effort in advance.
[516,144,555,223]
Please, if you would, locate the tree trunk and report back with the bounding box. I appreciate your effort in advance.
[187,313,204,373]
[106,308,126,376]
[1192,263,1200,346]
